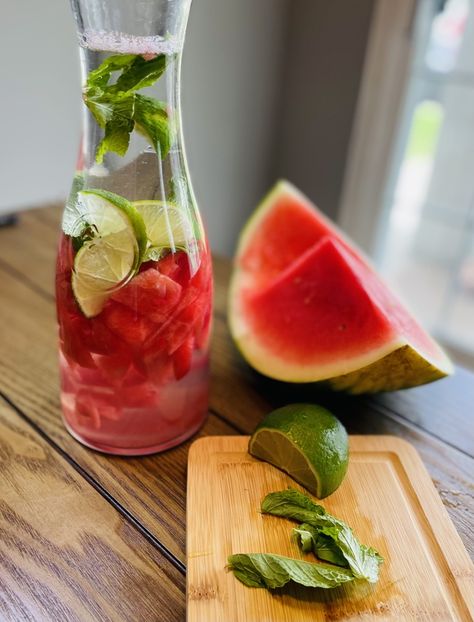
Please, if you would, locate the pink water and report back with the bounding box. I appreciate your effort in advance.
[56,235,212,454]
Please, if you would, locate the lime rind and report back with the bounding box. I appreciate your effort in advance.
[249,404,349,499]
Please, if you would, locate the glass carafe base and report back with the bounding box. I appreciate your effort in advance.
[63,416,206,455]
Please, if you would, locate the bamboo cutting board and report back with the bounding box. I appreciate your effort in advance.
[187,435,474,621]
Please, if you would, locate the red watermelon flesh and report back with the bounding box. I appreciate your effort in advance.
[111,268,182,324]
[243,238,441,368]
[238,183,354,287]
[230,180,452,392]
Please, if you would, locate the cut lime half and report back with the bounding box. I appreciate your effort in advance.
[249,404,349,499]
[71,190,146,317]
[133,200,191,259]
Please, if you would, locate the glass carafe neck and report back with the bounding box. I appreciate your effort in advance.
[70,0,192,47]
[66,0,202,271]
[69,0,196,210]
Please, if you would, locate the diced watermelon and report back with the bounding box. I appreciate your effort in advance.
[158,251,191,286]
[119,382,161,408]
[195,308,212,350]
[60,314,96,368]
[143,352,175,385]
[111,268,182,324]
[173,337,194,380]
[93,352,133,382]
[75,389,121,429]
[137,333,175,385]
[164,304,197,354]
[102,302,157,347]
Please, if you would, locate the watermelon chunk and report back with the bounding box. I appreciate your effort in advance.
[173,337,194,380]
[59,314,96,368]
[158,251,191,286]
[75,389,121,429]
[111,268,182,324]
[102,302,157,347]
[229,180,453,393]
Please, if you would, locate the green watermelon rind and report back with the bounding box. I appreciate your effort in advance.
[228,180,453,394]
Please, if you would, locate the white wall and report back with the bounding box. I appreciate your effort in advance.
[0,0,80,211]
[0,0,289,256]
[184,0,289,254]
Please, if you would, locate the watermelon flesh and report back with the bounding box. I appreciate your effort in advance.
[230,181,452,393]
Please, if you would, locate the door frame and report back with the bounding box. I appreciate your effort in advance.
[338,0,418,257]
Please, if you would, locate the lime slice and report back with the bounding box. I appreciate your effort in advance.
[79,189,147,256]
[133,200,191,258]
[71,190,147,317]
[249,404,349,499]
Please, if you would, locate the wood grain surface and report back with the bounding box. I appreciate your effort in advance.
[0,205,473,621]
[187,436,474,622]
[0,261,239,563]
[0,397,184,622]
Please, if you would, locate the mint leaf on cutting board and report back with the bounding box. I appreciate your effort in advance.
[262,489,383,583]
[227,553,354,590]
[261,488,326,522]
[316,521,383,584]
[292,523,348,567]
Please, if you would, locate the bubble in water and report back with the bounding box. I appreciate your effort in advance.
[80,29,181,55]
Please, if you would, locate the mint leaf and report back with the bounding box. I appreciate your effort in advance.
[114,54,167,92]
[314,533,349,567]
[87,54,136,90]
[227,553,354,590]
[293,523,348,567]
[134,95,171,157]
[83,53,171,162]
[96,95,135,163]
[317,521,383,583]
[262,489,383,583]
[261,489,326,523]
[292,523,315,553]
[83,89,115,128]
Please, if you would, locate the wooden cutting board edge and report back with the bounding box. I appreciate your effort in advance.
[186,435,474,620]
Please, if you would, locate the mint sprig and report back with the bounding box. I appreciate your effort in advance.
[227,489,383,592]
[83,54,172,163]
[262,489,383,583]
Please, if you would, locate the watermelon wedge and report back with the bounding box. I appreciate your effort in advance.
[229,181,453,393]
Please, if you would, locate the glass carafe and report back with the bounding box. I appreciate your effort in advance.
[55,0,212,455]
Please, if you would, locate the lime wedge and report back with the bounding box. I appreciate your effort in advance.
[71,190,146,317]
[133,200,191,258]
[249,404,349,499]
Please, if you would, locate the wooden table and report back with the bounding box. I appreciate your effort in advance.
[0,205,473,621]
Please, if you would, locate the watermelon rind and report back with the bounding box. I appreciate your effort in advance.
[229,180,453,394]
